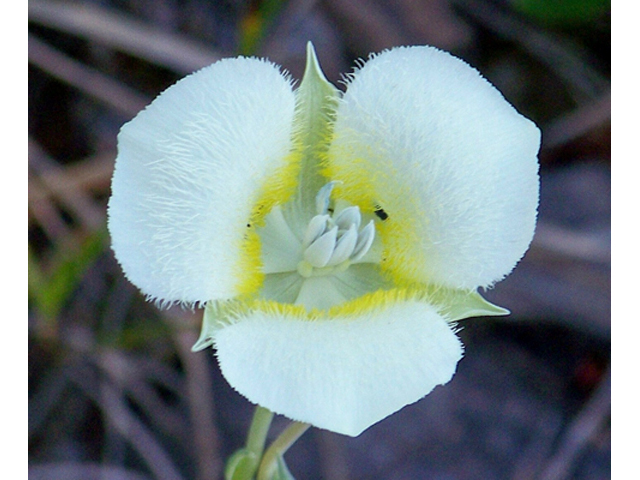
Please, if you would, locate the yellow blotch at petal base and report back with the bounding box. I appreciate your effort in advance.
[246,288,431,322]
[232,149,303,296]
[323,151,430,288]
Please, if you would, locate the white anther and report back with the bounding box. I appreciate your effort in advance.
[303,225,338,268]
[351,220,376,262]
[327,224,358,266]
[333,206,361,231]
[302,214,330,249]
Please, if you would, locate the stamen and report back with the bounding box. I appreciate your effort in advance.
[260,183,378,282]
[351,220,375,262]
[302,214,330,249]
[334,206,361,230]
[298,203,375,275]
[303,226,338,268]
[326,224,358,266]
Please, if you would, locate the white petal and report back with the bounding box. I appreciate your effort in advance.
[108,57,296,303]
[213,297,463,436]
[327,46,540,289]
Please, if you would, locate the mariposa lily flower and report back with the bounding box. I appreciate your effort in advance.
[108,43,539,437]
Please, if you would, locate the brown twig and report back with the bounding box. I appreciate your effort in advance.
[532,221,610,264]
[28,173,73,242]
[165,309,223,480]
[70,369,187,480]
[98,348,189,440]
[542,91,611,150]
[453,0,608,102]
[29,34,150,118]
[29,138,106,232]
[29,0,221,75]
[29,462,152,480]
[321,0,406,54]
[537,367,611,480]
[56,151,116,193]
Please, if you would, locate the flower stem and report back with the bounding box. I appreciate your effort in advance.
[223,406,274,480]
[246,405,274,459]
[256,421,311,480]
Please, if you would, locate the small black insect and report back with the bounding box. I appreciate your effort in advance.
[374,206,388,221]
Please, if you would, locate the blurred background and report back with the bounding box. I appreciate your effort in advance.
[28,0,610,479]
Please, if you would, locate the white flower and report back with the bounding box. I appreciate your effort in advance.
[108,43,540,436]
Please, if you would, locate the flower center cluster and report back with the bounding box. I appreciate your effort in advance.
[296,182,375,278]
[296,206,375,278]
[256,183,379,310]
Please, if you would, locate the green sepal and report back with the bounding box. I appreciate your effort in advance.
[224,448,260,480]
[421,285,510,322]
[284,42,341,231]
[294,42,340,168]
[191,299,243,352]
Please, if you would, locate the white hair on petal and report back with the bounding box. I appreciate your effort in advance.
[214,297,463,436]
[109,57,296,305]
[328,45,540,290]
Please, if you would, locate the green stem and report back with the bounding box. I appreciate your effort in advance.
[256,421,311,480]
[223,406,274,480]
[246,405,274,459]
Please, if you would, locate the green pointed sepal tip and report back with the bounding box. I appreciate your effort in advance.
[422,286,510,322]
[191,303,218,352]
[191,329,213,352]
[300,42,339,98]
[446,290,510,322]
[294,41,340,128]
[288,42,341,214]
[295,41,340,126]
[191,300,239,352]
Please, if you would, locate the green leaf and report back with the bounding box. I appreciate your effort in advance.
[511,0,609,25]
[29,230,107,322]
